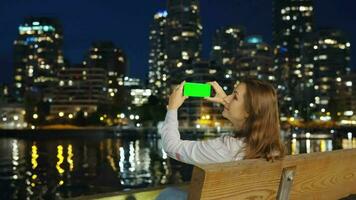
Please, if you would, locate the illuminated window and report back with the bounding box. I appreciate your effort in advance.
[209,69,216,74]
[324,39,337,45]
[185,69,193,74]
[90,55,98,59]
[28,69,34,77]
[222,58,230,64]
[294,70,301,75]
[182,32,195,37]
[182,51,189,60]
[319,55,328,60]
[213,46,221,50]
[15,75,22,81]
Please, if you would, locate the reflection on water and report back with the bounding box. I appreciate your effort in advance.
[0,132,355,199]
[0,137,185,199]
[290,138,356,155]
[290,139,333,155]
[288,137,356,155]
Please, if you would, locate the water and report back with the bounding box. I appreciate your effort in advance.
[0,132,355,199]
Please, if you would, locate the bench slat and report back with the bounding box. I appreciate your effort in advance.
[188,149,356,200]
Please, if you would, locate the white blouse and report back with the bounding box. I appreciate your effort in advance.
[159,109,246,165]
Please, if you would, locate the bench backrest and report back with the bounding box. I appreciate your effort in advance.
[188,149,356,200]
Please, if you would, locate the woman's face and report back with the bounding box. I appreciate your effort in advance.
[222,83,249,130]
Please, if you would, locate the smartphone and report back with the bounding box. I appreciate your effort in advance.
[183,82,212,97]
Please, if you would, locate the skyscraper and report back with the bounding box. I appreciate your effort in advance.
[335,73,356,124]
[13,17,65,103]
[235,35,275,84]
[301,29,351,119]
[148,11,168,99]
[272,0,314,117]
[84,41,127,101]
[211,26,244,66]
[165,0,203,86]
[210,26,245,93]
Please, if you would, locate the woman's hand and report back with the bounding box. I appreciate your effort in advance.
[167,81,189,110]
[204,81,227,105]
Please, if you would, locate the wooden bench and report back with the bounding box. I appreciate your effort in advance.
[75,149,356,200]
[189,148,356,200]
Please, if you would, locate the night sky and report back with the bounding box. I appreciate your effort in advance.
[0,0,355,84]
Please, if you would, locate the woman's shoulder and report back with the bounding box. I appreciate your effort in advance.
[220,135,245,144]
[219,135,246,152]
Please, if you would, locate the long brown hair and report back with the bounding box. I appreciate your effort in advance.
[235,78,285,161]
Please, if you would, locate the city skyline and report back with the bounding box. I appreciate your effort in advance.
[0,0,356,84]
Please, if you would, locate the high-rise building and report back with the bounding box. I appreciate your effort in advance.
[210,26,245,93]
[13,17,65,103]
[235,36,275,84]
[50,66,108,118]
[85,41,127,101]
[301,29,351,119]
[165,0,203,87]
[148,11,169,99]
[336,73,356,125]
[272,0,315,117]
[273,46,291,118]
[210,26,244,66]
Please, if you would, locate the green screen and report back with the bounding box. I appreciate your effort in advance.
[183,82,211,97]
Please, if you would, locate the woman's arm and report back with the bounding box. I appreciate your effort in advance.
[160,109,237,165]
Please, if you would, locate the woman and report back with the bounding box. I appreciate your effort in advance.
[160,78,285,165]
